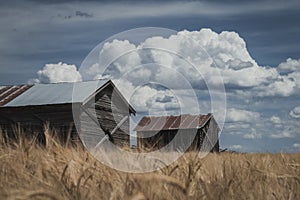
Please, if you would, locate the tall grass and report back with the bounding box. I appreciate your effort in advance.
[0,128,299,199]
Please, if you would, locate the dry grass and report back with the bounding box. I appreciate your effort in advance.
[0,128,300,200]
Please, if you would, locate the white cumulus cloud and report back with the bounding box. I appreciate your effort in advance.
[86,40,142,79]
[243,128,262,139]
[256,75,296,97]
[113,80,180,115]
[229,145,243,150]
[270,116,281,124]
[290,106,300,118]
[270,115,282,128]
[34,62,82,83]
[292,143,300,149]
[270,131,294,139]
[226,108,260,122]
[278,58,300,73]
[80,28,299,98]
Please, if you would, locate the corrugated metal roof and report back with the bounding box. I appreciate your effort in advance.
[134,113,212,131]
[2,80,108,107]
[0,85,33,106]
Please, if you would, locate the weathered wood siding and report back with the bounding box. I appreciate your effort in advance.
[80,84,130,149]
[136,117,219,152]
[207,117,219,152]
[0,104,79,144]
[137,129,205,151]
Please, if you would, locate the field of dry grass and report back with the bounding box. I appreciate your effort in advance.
[0,129,300,200]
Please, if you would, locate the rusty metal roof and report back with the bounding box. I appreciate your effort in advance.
[134,113,212,131]
[0,85,33,106]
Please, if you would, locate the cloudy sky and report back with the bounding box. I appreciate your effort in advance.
[1,0,300,152]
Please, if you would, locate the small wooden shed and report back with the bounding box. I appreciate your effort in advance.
[134,113,219,152]
[0,80,135,148]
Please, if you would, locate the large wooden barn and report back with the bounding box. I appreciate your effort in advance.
[0,80,135,148]
[134,113,219,152]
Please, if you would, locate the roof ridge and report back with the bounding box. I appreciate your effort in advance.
[0,79,110,87]
[34,79,110,85]
[0,83,33,87]
[142,113,211,118]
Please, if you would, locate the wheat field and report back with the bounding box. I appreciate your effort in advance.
[0,129,299,200]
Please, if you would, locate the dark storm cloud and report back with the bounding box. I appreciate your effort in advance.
[15,0,300,11]
[20,0,106,4]
[75,11,93,18]
[57,11,94,20]
[25,0,193,4]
